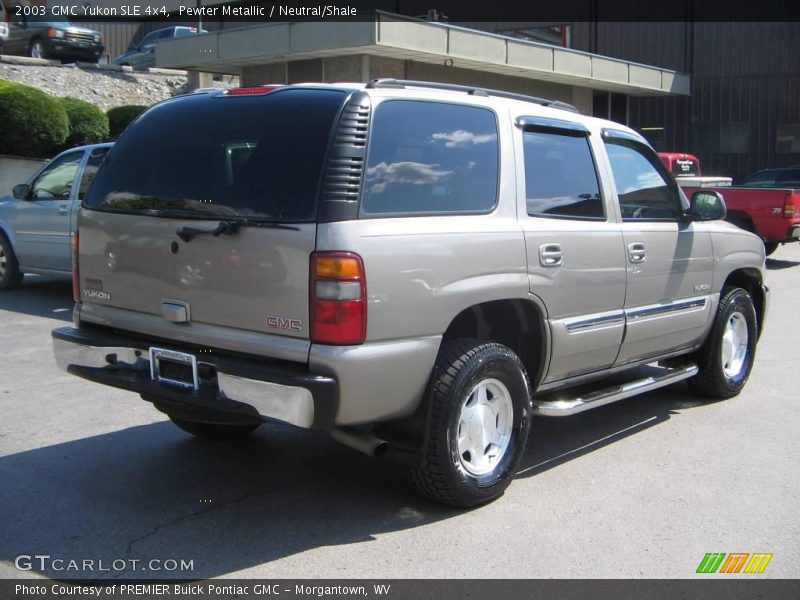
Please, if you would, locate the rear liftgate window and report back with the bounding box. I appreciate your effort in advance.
[361,100,499,216]
[85,89,347,221]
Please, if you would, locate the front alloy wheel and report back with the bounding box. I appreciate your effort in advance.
[29,40,46,59]
[720,311,749,380]
[689,286,758,398]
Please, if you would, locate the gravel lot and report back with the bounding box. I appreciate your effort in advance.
[0,60,238,110]
[0,245,798,579]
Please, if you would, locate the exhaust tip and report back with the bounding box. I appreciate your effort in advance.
[374,440,389,458]
[331,427,388,458]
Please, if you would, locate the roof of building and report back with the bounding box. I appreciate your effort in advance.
[156,11,690,96]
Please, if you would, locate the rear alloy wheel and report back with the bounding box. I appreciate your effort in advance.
[0,234,23,291]
[169,416,260,441]
[408,339,532,507]
[689,287,758,398]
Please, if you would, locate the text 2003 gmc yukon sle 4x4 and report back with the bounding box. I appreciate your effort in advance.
[52,80,768,507]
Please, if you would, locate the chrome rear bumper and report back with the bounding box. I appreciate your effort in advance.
[52,327,337,429]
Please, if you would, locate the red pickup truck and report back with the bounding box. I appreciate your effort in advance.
[682,184,800,255]
[659,153,799,255]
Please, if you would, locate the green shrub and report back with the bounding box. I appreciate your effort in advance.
[59,97,109,147]
[0,82,69,158]
[107,105,148,138]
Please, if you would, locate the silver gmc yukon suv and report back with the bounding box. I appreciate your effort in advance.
[52,80,768,507]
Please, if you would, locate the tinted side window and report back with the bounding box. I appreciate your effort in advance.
[139,32,158,47]
[362,100,498,215]
[605,141,681,221]
[743,171,775,187]
[31,151,83,200]
[78,146,110,200]
[776,169,800,187]
[524,131,604,220]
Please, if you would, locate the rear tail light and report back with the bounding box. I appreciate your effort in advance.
[310,252,366,345]
[783,193,799,218]
[71,230,80,303]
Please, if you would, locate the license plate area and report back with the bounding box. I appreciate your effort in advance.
[149,347,198,391]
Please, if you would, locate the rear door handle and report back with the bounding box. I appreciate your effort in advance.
[628,242,647,263]
[58,204,69,216]
[539,243,563,267]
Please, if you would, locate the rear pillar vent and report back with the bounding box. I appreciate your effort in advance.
[319,92,371,222]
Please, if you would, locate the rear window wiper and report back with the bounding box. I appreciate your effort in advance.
[177,218,300,242]
[235,217,301,231]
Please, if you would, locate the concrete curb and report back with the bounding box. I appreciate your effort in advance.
[146,67,188,76]
[74,62,134,73]
[0,55,60,67]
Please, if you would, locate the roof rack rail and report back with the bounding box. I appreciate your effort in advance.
[365,79,579,113]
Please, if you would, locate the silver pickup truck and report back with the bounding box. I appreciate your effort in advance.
[0,143,112,289]
[51,82,768,507]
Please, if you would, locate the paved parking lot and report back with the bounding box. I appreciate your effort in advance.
[1,245,798,579]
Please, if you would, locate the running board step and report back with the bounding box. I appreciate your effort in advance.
[533,363,699,417]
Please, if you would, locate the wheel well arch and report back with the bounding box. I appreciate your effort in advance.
[441,298,548,389]
[0,223,16,249]
[726,210,753,228]
[723,268,766,338]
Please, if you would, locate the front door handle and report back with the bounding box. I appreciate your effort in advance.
[57,204,68,216]
[539,243,563,267]
[628,242,647,264]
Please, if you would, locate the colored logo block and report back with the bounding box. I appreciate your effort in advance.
[696,553,773,574]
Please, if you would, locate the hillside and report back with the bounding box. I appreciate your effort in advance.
[0,56,237,110]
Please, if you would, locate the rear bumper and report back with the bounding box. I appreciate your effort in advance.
[769,223,800,243]
[52,326,337,429]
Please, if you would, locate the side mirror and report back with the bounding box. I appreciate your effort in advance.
[12,184,30,200]
[687,190,726,221]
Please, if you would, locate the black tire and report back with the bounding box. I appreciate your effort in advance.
[728,216,754,233]
[764,242,779,257]
[408,339,532,507]
[169,416,260,440]
[688,287,758,398]
[0,233,23,291]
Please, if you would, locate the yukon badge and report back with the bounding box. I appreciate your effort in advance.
[266,315,302,331]
[83,278,111,301]
[694,283,711,293]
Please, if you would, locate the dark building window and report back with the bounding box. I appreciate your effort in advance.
[692,123,749,154]
[720,124,749,154]
[639,127,666,151]
[593,92,609,120]
[592,92,628,125]
[776,124,800,154]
